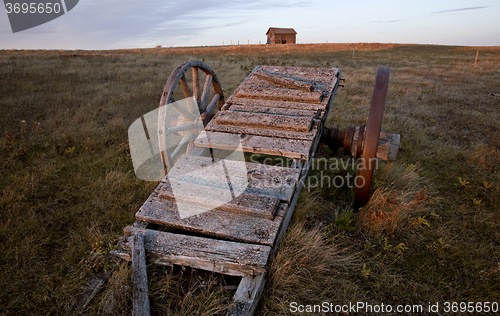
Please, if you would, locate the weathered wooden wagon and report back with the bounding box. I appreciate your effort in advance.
[111,61,399,315]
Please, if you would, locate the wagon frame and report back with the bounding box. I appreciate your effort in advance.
[111,61,399,315]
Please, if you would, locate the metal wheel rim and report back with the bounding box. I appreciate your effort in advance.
[354,66,390,209]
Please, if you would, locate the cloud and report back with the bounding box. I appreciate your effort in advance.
[81,0,306,47]
[1,0,497,49]
[431,6,488,14]
[115,0,310,47]
[367,5,489,26]
[0,0,335,49]
[367,18,410,24]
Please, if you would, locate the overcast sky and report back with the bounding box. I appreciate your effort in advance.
[0,0,498,50]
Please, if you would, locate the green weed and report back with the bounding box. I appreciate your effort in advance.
[336,208,355,231]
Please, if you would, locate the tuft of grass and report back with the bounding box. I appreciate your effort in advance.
[98,264,132,315]
[260,222,359,315]
[355,162,434,238]
[148,266,234,315]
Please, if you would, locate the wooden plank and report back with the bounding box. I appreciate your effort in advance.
[226,95,327,111]
[155,180,280,220]
[124,227,271,277]
[271,160,309,261]
[269,70,342,262]
[136,195,289,246]
[71,273,109,312]
[109,249,132,262]
[215,111,313,132]
[194,131,311,160]
[227,274,267,316]
[132,220,149,229]
[257,65,338,83]
[236,86,323,104]
[350,129,400,162]
[188,145,212,157]
[227,104,318,118]
[376,130,400,162]
[164,155,300,202]
[226,66,338,113]
[253,69,314,91]
[132,233,151,316]
[242,75,328,94]
[205,113,317,141]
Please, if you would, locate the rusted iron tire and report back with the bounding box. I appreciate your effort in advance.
[158,61,225,172]
[353,67,390,209]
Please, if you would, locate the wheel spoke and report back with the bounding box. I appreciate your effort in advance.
[192,67,200,104]
[166,123,198,135]
[200,74,213,111]
[172,101,195,120]
[180,74,192,99]
[205,94,221,114]
[180,74,197,113]
[158,104,173,172]
[171,132,196,163]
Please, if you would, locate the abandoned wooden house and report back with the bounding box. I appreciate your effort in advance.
[266,27,297,44]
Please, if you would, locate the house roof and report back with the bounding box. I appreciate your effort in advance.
[266,27,297,35]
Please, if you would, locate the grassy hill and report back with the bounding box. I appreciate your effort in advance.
[1,43,499,314]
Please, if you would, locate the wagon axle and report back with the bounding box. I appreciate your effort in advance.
[321,123,401,209]
[320,67,400,208]
[321,125,400,161]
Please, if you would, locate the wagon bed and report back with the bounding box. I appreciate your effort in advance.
[111,64,341,315]
[111,62,397,315]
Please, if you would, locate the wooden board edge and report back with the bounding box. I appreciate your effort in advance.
[132,233,151,316]
[226,273,267,316]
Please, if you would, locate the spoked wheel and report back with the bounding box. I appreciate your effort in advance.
[158,61,225,172]
[353,67,390,208]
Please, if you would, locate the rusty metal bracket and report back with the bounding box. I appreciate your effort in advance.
[338,78,345,87]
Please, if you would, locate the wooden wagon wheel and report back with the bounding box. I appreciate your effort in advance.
[158,61,225,172]
[353,67,390,208]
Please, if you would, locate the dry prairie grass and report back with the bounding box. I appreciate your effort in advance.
[261,223,359,315]
[1,43,500,315]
